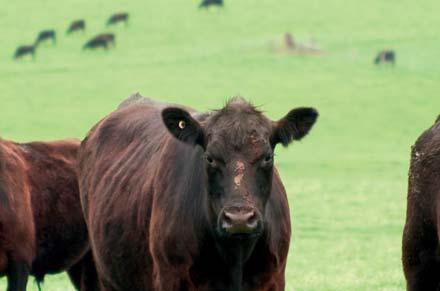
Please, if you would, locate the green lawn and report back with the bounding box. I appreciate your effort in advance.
[1,0,439,290]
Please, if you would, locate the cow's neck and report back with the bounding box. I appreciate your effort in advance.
[229,250,244,291]
[218,237,259,291]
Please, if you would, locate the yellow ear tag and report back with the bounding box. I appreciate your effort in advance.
[178,120,186,129]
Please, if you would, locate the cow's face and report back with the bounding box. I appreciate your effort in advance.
[162,98,318,239]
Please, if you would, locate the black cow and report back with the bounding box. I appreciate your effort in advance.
[83,33,115,50]
[35,30,56,46]
[106,13,129,26]
[199,0,224,8]
[374,50,395,65]
[67,20,86,34]
[14,45,36,60]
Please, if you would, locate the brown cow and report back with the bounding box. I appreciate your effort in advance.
[79,96,318,290]
[0,138,96,291]
[403,116,440,291]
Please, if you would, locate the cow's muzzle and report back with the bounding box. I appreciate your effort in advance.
[218,206,262,237]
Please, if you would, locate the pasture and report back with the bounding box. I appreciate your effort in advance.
[1,0,439,290]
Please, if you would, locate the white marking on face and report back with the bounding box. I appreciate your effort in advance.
[234,160,245,188]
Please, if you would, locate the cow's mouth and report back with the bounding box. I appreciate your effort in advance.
[216,224,263,240]
[226,232,262,240]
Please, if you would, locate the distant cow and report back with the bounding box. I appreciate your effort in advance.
[403,117,440,291]
[79,95,319,290]
[285,33,296,49]
[67,20,86,34]
[199,0,224,8]
[374,50,395,65]
[0,138,97,291]
[83,33,115,50]
[35,30,56,46]
[106,12,129,26]
[14,45,36,60]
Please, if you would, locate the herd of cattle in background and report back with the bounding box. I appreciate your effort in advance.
[13,12,128,59]
[12,0,396,65]
[12,0,224,60]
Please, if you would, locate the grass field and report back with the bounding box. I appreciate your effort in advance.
[1,0,440,290]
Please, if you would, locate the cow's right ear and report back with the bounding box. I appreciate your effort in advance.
[162,107,205,147]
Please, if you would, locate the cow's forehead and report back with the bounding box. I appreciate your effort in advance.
[203,97,273,154]
[206,127,271,160]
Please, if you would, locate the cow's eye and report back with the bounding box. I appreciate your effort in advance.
[206,155,215,166]
[262,154,274,166]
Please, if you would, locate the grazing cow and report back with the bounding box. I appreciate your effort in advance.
[79,95,319,290]
[374,50,395,65]
[106,12,129,26]
[403,116,440,291]
[199,0,224,8]
[96,33,115,46]
[83,33,115,50]
[14,45,35,60]
[35,30,56,46]
[0,138,97,291]
[67,20,86,34]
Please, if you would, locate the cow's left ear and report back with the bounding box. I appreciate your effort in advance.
[271,107,318,147]
[162,107,205,147]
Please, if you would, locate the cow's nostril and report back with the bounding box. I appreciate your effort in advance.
[223,211,233,224]
[224,210,254,223]
[243,211,255,222]
[221,209,260,235]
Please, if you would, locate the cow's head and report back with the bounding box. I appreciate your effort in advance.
[162,97,318,239]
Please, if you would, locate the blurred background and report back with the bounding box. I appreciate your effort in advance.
[1,0,439,290]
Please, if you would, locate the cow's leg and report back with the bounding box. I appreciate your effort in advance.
[402,222,440,291]
[67,251,100,291]
[6,257,29,291]
[67,259,82,290]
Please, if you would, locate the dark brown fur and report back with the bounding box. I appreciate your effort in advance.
[403,117,440,290]
[79,96,318,290]
[0,138,96,290]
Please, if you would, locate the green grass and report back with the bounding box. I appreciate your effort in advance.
[1,0,439,290]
